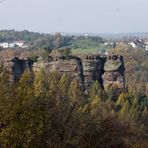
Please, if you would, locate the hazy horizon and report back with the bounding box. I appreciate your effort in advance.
[0,0,148,34]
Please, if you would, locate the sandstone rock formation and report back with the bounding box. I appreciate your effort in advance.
[33,56,84,87]
[81,55,105,90]
[4,57,33,81]
[3,54,125,92]
[102,55,125,92]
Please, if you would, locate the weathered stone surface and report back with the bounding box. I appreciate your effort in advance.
[104,60,122,72]
[102,55,125,92]
[3,54,125,93]
[81,55,105,90]
[33,56,84,88]
[4,57,33,81]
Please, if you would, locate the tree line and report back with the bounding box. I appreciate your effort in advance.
[0,30,105,51]
[112,45,148,95]
[0,65,147,147]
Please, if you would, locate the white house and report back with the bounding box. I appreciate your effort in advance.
[146,45,148,51]
[0,42,16,48]
[9,43,15,48]
[129,42,137,48]
[15,41,25,48]
[0,41,28,49]
[0,43,9,48]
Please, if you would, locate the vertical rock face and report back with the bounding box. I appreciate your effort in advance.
[33,56,84,88]
[3,54,125,92]
[102,55,125,92]
[4,57,33,81]
[81,55,105,90]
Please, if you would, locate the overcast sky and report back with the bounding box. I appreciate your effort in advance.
[0,0,148,33]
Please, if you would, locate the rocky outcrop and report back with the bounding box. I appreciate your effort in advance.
[3,54,125,92]
[102,55,125,92]
[33,56,84,88]
[4,57,33,81]
[81,55,105,90]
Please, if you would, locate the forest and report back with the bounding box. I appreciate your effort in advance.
[0,64,148,147]
[0,30,148,147]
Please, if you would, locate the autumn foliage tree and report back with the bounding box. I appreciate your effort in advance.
[0,65,147,147]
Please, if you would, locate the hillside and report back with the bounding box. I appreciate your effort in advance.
[0,30,106,51]
[0,30,148,147]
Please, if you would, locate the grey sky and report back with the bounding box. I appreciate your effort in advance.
[0,0,148,33]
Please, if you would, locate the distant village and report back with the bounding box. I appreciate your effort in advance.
[0,41,28,49]
[122,39,148,51]
[0,37,148,52]
[104,38,148,51]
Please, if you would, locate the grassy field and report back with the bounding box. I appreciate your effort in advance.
[71,48,99,54]
[71,45,111,55]
[70,37,111,54]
